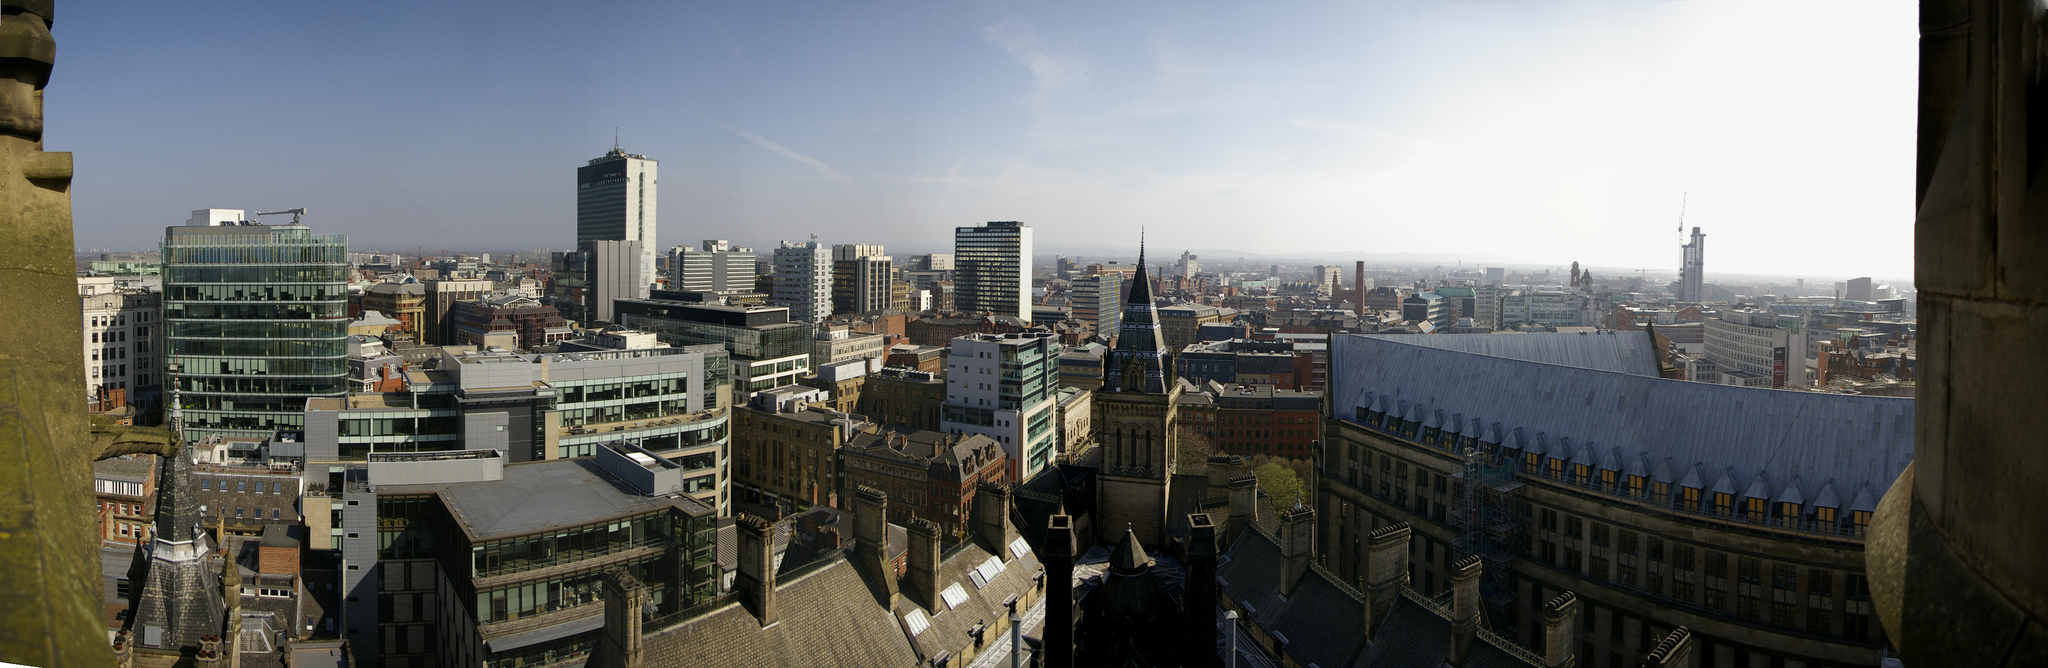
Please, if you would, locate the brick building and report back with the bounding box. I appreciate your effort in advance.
[449,294,571,352]
[840,430,1005,541]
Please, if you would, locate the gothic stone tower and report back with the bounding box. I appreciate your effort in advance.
[1095,239,1182,546]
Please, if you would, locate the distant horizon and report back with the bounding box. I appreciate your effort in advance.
[56,2,1916,278]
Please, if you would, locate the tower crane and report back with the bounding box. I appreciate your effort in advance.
[254,208,308,224]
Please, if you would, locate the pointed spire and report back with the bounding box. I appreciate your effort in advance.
[1109,524,1152,574]
[156,436,203,544]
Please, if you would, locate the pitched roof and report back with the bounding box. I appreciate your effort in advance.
[640,558,922,667]
[1330,334,1913,510]
[1357,331,1661,377]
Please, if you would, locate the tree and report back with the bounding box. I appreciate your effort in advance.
[1251,457,1307,514]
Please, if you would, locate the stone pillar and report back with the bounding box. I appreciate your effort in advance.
[1642,626,1693,668]
[596,567,648,668]
[1277,505,1314,596]
[906,518,942,612]
[1226,473,1258,545]
[1540,592,1578,668]
[1364,522,1411,637]
[1447,555,1481,666]
[0,2,105,663]
[1042,514,1078,668]
[1867,1,2048,665]
[735,514,778,626]
[1185,513,1221,668]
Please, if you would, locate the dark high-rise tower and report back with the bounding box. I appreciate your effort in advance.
[578,145,658,292]
[1679,226,1705,302]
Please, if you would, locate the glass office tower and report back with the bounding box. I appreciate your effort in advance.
[162,220,348,443]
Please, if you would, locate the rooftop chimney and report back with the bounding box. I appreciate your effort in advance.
[735,514,779,626]
[1354,261,1367,315]
[1226,473,1259,545]
[1642,627,1694,668]
[853,486,898,601]
[906,518,942,612]
[1277,505,1315,596]
[976,481,1018,555]
[1206,454,1245,499]
[1448,555,1482,666]
[1541,591,1579,668]
[1185,513,1221,668]
[597,567,649,668]
[1043,514,1078,668]
[1364,522,1412,637]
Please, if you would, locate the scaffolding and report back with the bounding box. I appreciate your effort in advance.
[1449,443,1527,640]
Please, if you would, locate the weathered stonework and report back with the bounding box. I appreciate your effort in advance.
[0,1,110,664]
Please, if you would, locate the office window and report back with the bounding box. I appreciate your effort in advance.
[1772,564,1797,591]
[1566,517,1583,539]
[1809,568,1834,596]
[1618,530,1638,555]
[1591,524,1610,547]
[1807,608,1831,636]
[1738,558,1762,584]
[1705,551,1727,578]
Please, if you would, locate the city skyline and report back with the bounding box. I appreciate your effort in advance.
[53,1,1914,277]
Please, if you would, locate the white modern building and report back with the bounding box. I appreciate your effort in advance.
[80,276,163,417]
[954,221,1033,320]
[940,331,1060,481]
[1703,309,1809,388]
[1500,287,1590,328]
[669,239,756,293]
[577,145,659,292]
[772,240,832,323]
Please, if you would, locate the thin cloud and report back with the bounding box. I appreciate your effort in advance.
[984,19,1088,96]
[702,117,853,185]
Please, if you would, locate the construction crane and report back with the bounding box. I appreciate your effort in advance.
[254,207,308,224]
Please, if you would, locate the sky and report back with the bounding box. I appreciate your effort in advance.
[53,1,1919,279]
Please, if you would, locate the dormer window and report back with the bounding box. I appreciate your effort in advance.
[1547,458,1566,480]
[1680,486,1701,511]
[1600,469,1618,492]
[1744,497,1767,523]
[1711,492,1734,516]
[1627,475,1646,498]
[1816,506,1838,526]
[1572,463,1591,486]
[1850,510,1872,534]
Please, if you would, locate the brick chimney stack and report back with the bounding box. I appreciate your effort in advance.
[1643,627,1694,668]
[735,514,779,626]
[1447,555,1482,666]
[1277,505,1315,596]
[1226,473,1258,545]
[1354,261,1367,315]
[1185,513,1221,668]
[905,518,942,612]
[975,481,1018,554]
[1541,591,1580,668]
[1364,522,1412,637]
[853,486,898,601]
[1042,514,1078,668]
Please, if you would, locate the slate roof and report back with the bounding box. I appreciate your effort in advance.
[1220,524,1543,668]
[895,538,1044,661]
[639,557,922,667]
[1356,330,1661,377]
[1331,334,1913,513]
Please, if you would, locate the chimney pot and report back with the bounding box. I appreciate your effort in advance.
[1541,591,1580,668]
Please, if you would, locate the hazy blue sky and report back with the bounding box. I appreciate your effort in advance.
[53,1,1916,277]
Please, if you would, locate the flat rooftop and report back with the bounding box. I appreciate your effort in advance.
[383,458,710,541]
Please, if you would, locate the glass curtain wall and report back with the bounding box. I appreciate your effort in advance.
[163,225,348,441]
